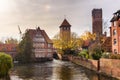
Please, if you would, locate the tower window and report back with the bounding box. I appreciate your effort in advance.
[113,29,117,35]
[64,27,66,30]
[67,27,69,30]
[114,39,117,45]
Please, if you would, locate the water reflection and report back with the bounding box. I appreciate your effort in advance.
[51,60,73,80]
[10,63,53,80]
[0,75,10,80]
[8,60,118,80]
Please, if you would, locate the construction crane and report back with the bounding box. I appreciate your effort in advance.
[18,25,22,35]
[18,25,22,41]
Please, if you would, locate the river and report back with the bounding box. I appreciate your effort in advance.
[9,60,117,80]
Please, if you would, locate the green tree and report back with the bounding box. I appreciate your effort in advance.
[91,47,103,60]
[0,52,13,77]
[16,31,34,63]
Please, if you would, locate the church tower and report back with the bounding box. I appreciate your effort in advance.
[92,9,102,36]
[59,19,71,42]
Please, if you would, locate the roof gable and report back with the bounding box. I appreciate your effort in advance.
[27,27,53,44]
[60,19,71,27]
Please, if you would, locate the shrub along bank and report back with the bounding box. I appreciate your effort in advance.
[0,52,13,78]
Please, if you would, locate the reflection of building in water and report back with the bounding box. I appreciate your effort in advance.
[33,64,53,79]
[27,27,53,60]
[11,63,53,80]
[51,60,74,80]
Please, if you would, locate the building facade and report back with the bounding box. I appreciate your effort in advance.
[59,19,71,42]
[110,10,120,54]
[92,9,102,37]
[27,27,53,60]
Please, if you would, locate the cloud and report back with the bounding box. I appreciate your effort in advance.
[0,0,120,39]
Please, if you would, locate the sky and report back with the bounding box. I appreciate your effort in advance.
[0,0,120,41]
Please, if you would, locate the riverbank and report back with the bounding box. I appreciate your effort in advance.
[65,55,120,80]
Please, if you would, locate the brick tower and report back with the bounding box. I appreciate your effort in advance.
[110,10,120,54]
[92,9,102,37]
[59,19,71,42]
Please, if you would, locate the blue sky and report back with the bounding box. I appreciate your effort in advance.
[0,0,119,41]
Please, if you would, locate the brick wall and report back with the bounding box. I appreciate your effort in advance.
[100,58,120,78]
[68,56,120,79]
[68,56,98,71]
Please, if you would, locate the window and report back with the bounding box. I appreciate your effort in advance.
[67,27,69,30]
[36,34,42,38]
[114,39,117,45]
[114,21,117,26]
[40,38,45,42]
[114,49,117,54]
[64,27,66,30]
[48,44,52,48]
[113,29,117,35]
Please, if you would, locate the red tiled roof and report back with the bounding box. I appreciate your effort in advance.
[60,19,71,27]
[41,30,53,43]
[27,27,53,44]
[0,44,17,52]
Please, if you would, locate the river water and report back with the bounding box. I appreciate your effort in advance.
[9,60,117,80]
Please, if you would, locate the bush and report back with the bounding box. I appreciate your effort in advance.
[78,49,89,59]
[109,54,120,59]
[0,52,13,77]
[102,52,110,58]
[91,47,103,60]
[63,48,77,55]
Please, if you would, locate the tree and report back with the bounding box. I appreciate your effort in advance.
[53,32,83,55]
[91,47,103,60]
[16,31,34,63]
[5,38,18,44]
[80,31,96,41]
[0,52,13,77]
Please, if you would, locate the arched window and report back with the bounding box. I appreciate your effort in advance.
[114,49,117,54]
[114,39,117,45]
[113,29,117,35]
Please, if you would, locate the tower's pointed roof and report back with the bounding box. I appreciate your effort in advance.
[60,19,71,27]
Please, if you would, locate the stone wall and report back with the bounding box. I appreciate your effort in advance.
[100,58,120,79]
[68,55,120,79]
[68,56,98,71]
